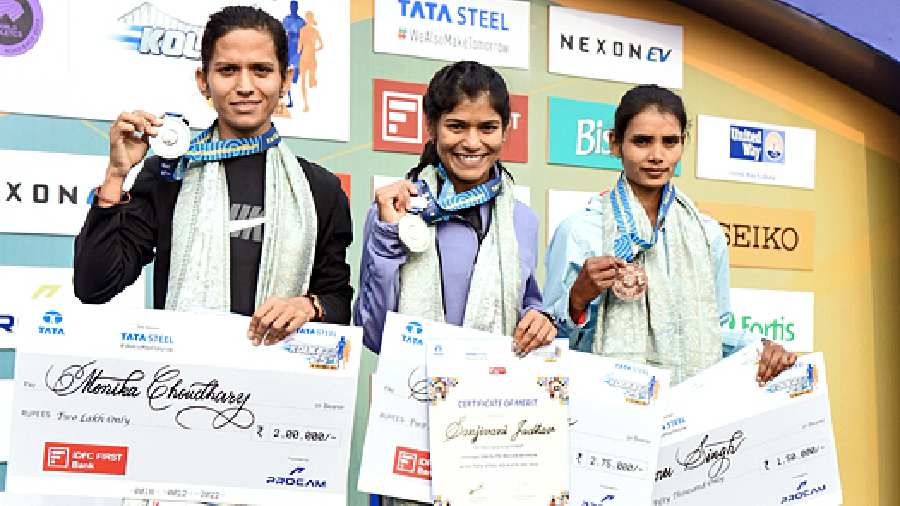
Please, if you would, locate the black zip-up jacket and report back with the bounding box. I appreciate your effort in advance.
[73,155,353,323]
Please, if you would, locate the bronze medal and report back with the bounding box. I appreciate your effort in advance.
[612,262,647,301]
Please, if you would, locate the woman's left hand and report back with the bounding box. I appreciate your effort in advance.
[757,340,798,386]
[247,296,316,346]
[513,310,557,357]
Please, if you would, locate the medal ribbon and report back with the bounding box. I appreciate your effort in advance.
[411,163,504,225]
[610,172,676,262]
[158,122,281,181]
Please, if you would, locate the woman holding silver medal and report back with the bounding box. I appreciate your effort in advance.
[354,61,556,361]
[73,6,353,343]
[544,84,796,385]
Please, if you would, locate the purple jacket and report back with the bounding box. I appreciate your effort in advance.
[354,199,543,353]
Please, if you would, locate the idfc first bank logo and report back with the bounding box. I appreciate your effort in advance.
[730,125,785,163]
[115,3,201,60]
[0,0,43,57]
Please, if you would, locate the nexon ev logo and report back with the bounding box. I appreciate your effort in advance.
[781,480,827,503]
[115,4,201,60]
[38,310,63,335]
[402,321,424,346]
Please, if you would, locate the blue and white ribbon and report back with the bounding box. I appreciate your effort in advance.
[610,173,676,262]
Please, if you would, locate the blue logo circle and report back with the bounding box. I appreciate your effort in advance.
[42,310,62,325]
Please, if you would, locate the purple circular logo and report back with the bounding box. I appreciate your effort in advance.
[0,0,42,56]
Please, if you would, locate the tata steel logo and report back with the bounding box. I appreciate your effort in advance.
[396,0,511,31]
[38,310,64,335]
[402,321,424,346]
[115,3,201,60]
[120,331,174,344]
[265,466,326,488]
[781,480,827,503]
[0,314,14,333]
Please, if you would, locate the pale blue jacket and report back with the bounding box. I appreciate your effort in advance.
[544,195,753,357]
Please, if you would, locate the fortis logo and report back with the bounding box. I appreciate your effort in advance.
[781,480,827,503]
[116,3,201,60]
[265,466,327,488]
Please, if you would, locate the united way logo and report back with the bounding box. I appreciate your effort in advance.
[729,125,785,163]
[0,0,43,56]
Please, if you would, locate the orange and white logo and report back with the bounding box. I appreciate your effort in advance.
[373,79,528,163]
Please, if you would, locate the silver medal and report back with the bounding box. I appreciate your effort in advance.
[398,213,430,253]
[149,113,191,160]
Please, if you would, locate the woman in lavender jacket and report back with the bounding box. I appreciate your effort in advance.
[354,61,556,359]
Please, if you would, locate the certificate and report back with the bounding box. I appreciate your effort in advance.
[357,312,497,502]
[5,305,362,505]
[652,343,842,505]
[426,335,569,506]
[567,351,671,506]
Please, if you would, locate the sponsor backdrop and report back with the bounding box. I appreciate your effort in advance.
[0,0,350,141]
[2,0,899,505]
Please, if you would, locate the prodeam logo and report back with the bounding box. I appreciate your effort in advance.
[265,466,327,488]
[0,0,43,56]
[581,495,615,505]
[781,480,827,503]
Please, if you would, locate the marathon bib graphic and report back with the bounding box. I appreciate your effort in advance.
[729,125,785,163]
[0,0,42,56]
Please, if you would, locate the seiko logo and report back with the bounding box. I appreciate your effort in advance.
[719,222,799,251]
[120,332,174,344]
[781,480,826,503]
[396,0,510,31]
[4,182,80,205]
[560,35,672,62]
